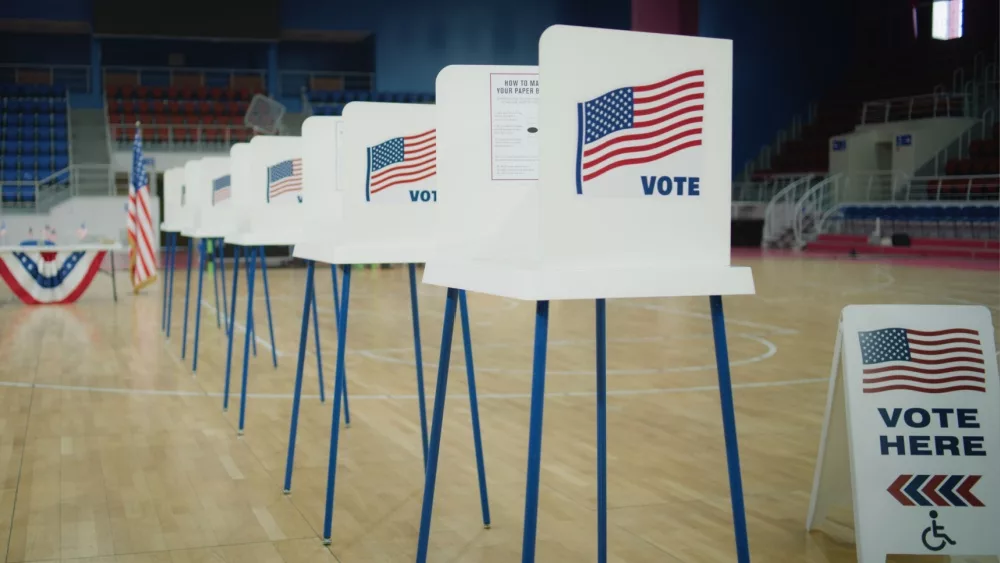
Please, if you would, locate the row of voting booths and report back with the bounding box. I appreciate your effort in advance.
[148,23,883,563]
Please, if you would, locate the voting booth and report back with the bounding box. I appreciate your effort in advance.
[808,305,999,562]
[186,156,232,239]
[286,106,492,545]
[226,135,303,247]
[160,166,186,335]
[415,26,754,563]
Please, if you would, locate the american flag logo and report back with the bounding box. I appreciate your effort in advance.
[365,129,436,201]
[858,328,987,394]
[267,158,302,201]
[212,174,231,205]
[575,70,705,195]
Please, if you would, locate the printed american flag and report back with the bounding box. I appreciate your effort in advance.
[858,328,986,394]
[267,158,302,200]
[127,126,157,292]
[212,174,231,205]
[575,70,704,194]
[365,129,436,200]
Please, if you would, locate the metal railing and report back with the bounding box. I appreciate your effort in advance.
[280,70,375,98]
[761,174,821,246]
[1,165,119,211]
[790,173,1000,246]
[0,63,91,93]
[109,123,256,151]
[860,92,968,124]
[103,65,266,90]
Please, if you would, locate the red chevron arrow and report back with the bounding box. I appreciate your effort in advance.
[957,475,984,507]
[922,474,947,506]
[888,474,914,506]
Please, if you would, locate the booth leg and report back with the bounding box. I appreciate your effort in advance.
[408,263,429,464]
[217,239,229,335]
[283,260,314,493]
[237,247,258,435]
[192,239,207,372]
[259,246,278,368]
[222,247,241,412]
[311,270,325,402]
[709,295,751,563]
[414,287,460,563]
[520,300,550,563]
[596,298,608,563]
[458,290,491,528]
[322,265,352,544]
[181,237,194,359]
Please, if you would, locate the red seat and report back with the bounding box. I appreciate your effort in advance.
[167,87,180,99]
[136,86,150,99]
[151,87,164,99]
[105,85,119,98]
[209,87,224,100]
[120,85,135,99]
[136,101,150,113]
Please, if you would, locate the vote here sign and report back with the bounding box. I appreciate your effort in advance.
[840,305,999,560]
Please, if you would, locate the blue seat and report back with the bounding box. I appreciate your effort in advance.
[2,169,17,181]
[20,154,36,167]
[55,169,70,184]
[54,155,69,169]
[2,128,17,141]
[51,100,67,113]
[37,166,53,180]
[20,141,37,154]
[36,128,52,142]
[53,114,67,127]
[53,140,68,153]
[19,186,35,202]
[1,185,18,203]
[2,156,17,169]
[6,100,23,113]
[53,128,68,141]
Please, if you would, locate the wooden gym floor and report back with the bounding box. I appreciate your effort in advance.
[0,254,997,563]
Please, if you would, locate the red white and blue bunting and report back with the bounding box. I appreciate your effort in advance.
[0,249,107,305]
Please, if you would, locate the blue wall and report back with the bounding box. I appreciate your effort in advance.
[699,0,857,175]
[0,33,91,65]
[101,38,270,69]
[0,0,89,20]
[279,0,630,92]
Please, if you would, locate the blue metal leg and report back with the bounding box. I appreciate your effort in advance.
[408,263,429,465]
[414,287,460,563]
[166,233,177,338]
[330,264,350,426]
[259,246,278,368]
[458,290,491,528]
[311,269,326,403]
[322,265,352,544]
[217,239,229,335]
[238,247,258,435]
[520,300,550,563]
[245,254,257,357]
[596,298,608,563]
[212,240,221,329]
[223,247,241,411]
[192,239,207,373]
[161,237,168,331]
[181,237,194,359]
[709,295,751,563]
[283,260,314,493]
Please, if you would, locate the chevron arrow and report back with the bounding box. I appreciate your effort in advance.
[957,475,984,507]
[888,474,914,506]
[889,474,986,507]
[939,475,967,507]
[921,475,947,506]
[904,474,931,506]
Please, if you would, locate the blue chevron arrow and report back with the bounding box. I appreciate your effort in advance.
[939,475,966,507]
[904,474,931,506]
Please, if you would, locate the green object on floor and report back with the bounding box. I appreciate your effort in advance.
[206,239,214,275]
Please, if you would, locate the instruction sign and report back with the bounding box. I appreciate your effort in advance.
[808,305,999,562]
[490,73,539,181]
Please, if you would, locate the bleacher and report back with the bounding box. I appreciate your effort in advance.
[0,84,71,206]
[808,204,999,260]
[306,90,434,116]
[105,85,261,146]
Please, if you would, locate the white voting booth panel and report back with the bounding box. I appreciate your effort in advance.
[808,305,999,562]
[186,156,231,238]
[227,136,303,247]
[293,116,343,261]
[422,26,753,300]
[179,160,203,235]
[227,142,252,240]
[161,166,185,232]
[306,102,438,264]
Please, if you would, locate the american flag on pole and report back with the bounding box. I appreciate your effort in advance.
[212,174,231,205]
[127,125,157,292]
[267,159,302,201]
[575,70,704,195]
[365,129,436,201]
[858,328,987,394]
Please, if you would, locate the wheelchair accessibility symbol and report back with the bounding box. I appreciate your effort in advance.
[921,511,957,552]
